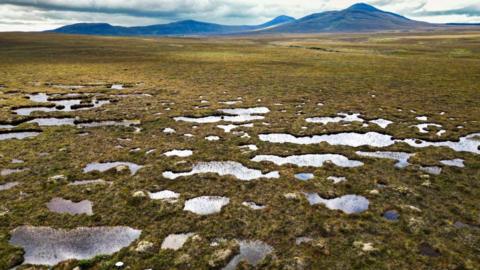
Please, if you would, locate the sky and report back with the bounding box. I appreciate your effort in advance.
[1,0,480,32]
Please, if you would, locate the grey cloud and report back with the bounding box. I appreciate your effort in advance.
[1,0,256,19]
[2,0,199,19]
[0,0,305,26]
[4,0,479,21]
[1,0,479,31]
[414,5,480,17]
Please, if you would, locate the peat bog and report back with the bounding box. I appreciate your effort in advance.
[0,31,479,269]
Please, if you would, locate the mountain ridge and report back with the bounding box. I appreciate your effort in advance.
[49,3,457,36]
[261,3,432,34]
[51,15,296,36]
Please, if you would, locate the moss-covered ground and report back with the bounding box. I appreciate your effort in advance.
[0,30,479,269]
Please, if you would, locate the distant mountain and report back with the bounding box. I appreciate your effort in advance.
[50,15,295,36]
[52,23,130,35]
[50,3,452,36]
[262,3,433,33]
[257,15,296,28]
[446,23,480,26]
[128,20,248,36]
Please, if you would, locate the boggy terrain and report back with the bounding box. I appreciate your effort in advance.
[0,30,479,269]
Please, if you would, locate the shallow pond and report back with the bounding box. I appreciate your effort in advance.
[383,210,400,221]
[259,132,395,147]
[148,190,180,202]
[0,181,20,191]
[14,93,110,116]
[0,131,40,141]
[261,132,480,154]
[242,201,266,210]
[306,113,393,129]
[83,161,143,175]
[295,173,314,181]
[175,107,269,124]
[304,193,369,214]
[369,118,393,129]
[356,151,413,168]
[68,179,110,186]
[1,168,28,176]
[111,84,124,90]
[327,176,347,184]
[239,144,258,151]
[440,159,465,168]
[27,117,76,126]
[403,133,480,154]
[219,107,269,115]
[175,115,263,123]
[205,135,220,141]
[161,233,195,250]
[222,240,273,270]
[419,166,442,175]
[251,154,363,168]
[76,120,140,128]
[46,197,93,215]
[164,149,193,157]
[9,226,141,266]
[0,124,16,129]
[183,196,230,215]
[412,123,442,133]
[416,116,428,121]
[162,161,279,181]
[306,113,363,125]
[219,100,241,105]
[163,127,176,133]
[217,123,253,133]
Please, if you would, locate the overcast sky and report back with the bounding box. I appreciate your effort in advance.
[1,0,480,31]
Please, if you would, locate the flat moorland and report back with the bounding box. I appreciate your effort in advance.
[0,30,479,269]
